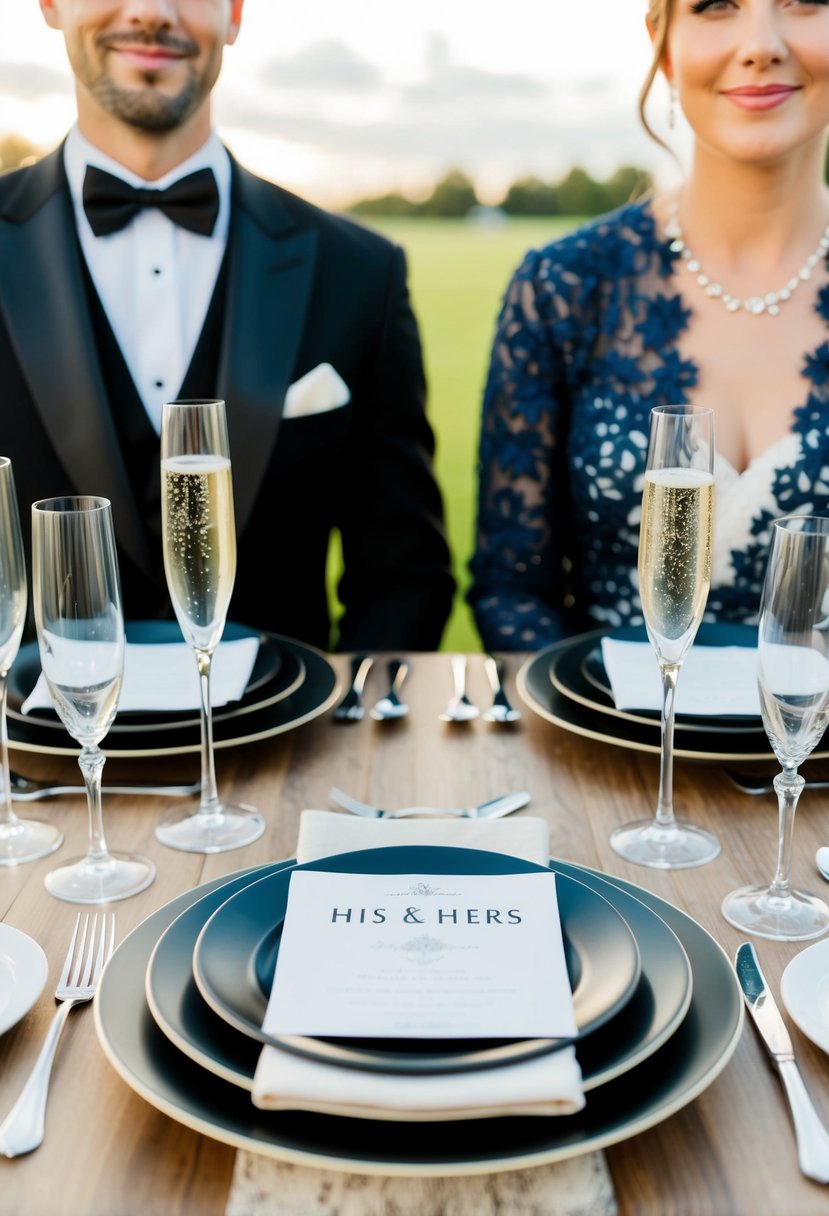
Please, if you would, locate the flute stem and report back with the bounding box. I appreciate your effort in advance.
[195,648,220,814]
[655,662,680,830]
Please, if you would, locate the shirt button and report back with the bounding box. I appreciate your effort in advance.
[154,379,164,388]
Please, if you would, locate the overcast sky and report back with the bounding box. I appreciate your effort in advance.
[1,1,683,206]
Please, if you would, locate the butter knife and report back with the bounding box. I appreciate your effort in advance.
[735,942,829,1183]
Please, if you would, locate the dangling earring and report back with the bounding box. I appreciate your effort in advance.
[668,84,677,130]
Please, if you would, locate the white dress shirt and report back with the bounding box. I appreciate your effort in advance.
[63,126,231,433]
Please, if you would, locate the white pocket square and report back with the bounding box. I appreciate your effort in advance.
[283,363,350,419]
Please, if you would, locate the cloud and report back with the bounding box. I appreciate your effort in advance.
[402,35,545,105]
[219,36,654,183]
[0,61,71,100]
[258,39,381,91]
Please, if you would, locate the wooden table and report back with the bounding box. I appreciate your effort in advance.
[2,652,829,1216]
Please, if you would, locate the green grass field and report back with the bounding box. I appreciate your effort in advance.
[329,215,578,652]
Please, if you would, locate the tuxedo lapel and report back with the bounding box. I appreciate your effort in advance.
[219,162,318,537]
[0,149,154,579]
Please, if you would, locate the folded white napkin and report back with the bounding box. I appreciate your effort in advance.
[21,636,259,715]
[600,638,761,717]
[283,363,350,419]
[251,811,585,1120]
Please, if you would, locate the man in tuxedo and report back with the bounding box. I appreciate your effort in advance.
[0,0,455,651]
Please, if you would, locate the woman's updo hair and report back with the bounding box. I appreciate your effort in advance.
[639,0,673,148]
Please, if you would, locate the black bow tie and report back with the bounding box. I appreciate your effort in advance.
[82,165,220,237]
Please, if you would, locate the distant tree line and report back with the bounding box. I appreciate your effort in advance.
[1,132,652,220]
[349,164,654,220]
[0,133,41,173]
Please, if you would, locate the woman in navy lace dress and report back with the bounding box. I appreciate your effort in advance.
[469,0,829,652]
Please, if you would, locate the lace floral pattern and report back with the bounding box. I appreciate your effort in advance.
[468,199,829,652]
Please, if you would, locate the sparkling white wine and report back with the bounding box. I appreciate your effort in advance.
[638,467,714,663]
[162,455,236,654]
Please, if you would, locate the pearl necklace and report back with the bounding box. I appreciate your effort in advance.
[665,204,829,317]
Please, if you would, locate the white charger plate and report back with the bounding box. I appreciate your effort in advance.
[781,939,829,1055]
[0,924,48,1036]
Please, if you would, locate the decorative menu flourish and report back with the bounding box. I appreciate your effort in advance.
[263,871,577,1040]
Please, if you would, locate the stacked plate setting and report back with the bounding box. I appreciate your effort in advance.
[94,845,744,1175]
[518,621,829,764]
[6,622,339,758]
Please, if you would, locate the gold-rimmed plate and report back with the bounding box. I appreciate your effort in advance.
[145,857,691,1094]
[551,624,763,737]
[95,858,742,1176]
[191,846,642,1074]
[7,620,305,735]
[518,635,829,763]
[6,634,337,759]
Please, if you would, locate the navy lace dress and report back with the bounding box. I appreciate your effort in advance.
[468,199,829,652]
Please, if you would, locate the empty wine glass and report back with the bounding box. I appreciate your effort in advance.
[610,405,720,869]
[722,514,829,941]
[0,459,64,865]
[31,495,155,903]
[155,399,264,853]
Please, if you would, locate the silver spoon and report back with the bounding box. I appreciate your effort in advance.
[369,659,409,721]
[816,847,829,882]
[439,654,480,723]
[482,655,521,723]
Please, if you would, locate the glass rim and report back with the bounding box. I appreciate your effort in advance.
[771,512,829,535]
[161,398,226,409]
[650,405,714,416]
[32,495,112,515]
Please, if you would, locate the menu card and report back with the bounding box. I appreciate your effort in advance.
[263,870,576,1040]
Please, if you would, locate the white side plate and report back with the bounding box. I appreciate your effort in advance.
[781,938,829,1055]
[0,924,48,1036]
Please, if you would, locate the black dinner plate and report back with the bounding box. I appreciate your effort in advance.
[552,623,763,736]
[94,859,742,1176]
[192,846,642,1073]
[518,635,829,763]
[7,619,304,734]
[146,857,692,1093]
[6,634,337,758]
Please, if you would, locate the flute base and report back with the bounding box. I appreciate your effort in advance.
[0,818,64,866]
[155,801,265,854]
[45,851,156,904]
[610,817,720,870]
[722,884,829,942]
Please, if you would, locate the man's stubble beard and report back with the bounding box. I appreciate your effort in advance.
[89,69,201,133]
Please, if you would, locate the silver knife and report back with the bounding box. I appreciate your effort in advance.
[735,942,829,1183]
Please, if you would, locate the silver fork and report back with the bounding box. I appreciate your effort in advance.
[369,659,410,721]
[332,655,374,722]
[329,786,531,819]
[8,769,200,801]
[0,912,116,1158]
[725,769,829,796]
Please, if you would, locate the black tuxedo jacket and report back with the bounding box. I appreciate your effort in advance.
[0,145,455,651]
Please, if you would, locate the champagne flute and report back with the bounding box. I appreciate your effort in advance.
[31,496,155,903]
[0,459,64,865]
[722,515,829,941]
[155,399,264,853]
[610,404,720,868]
